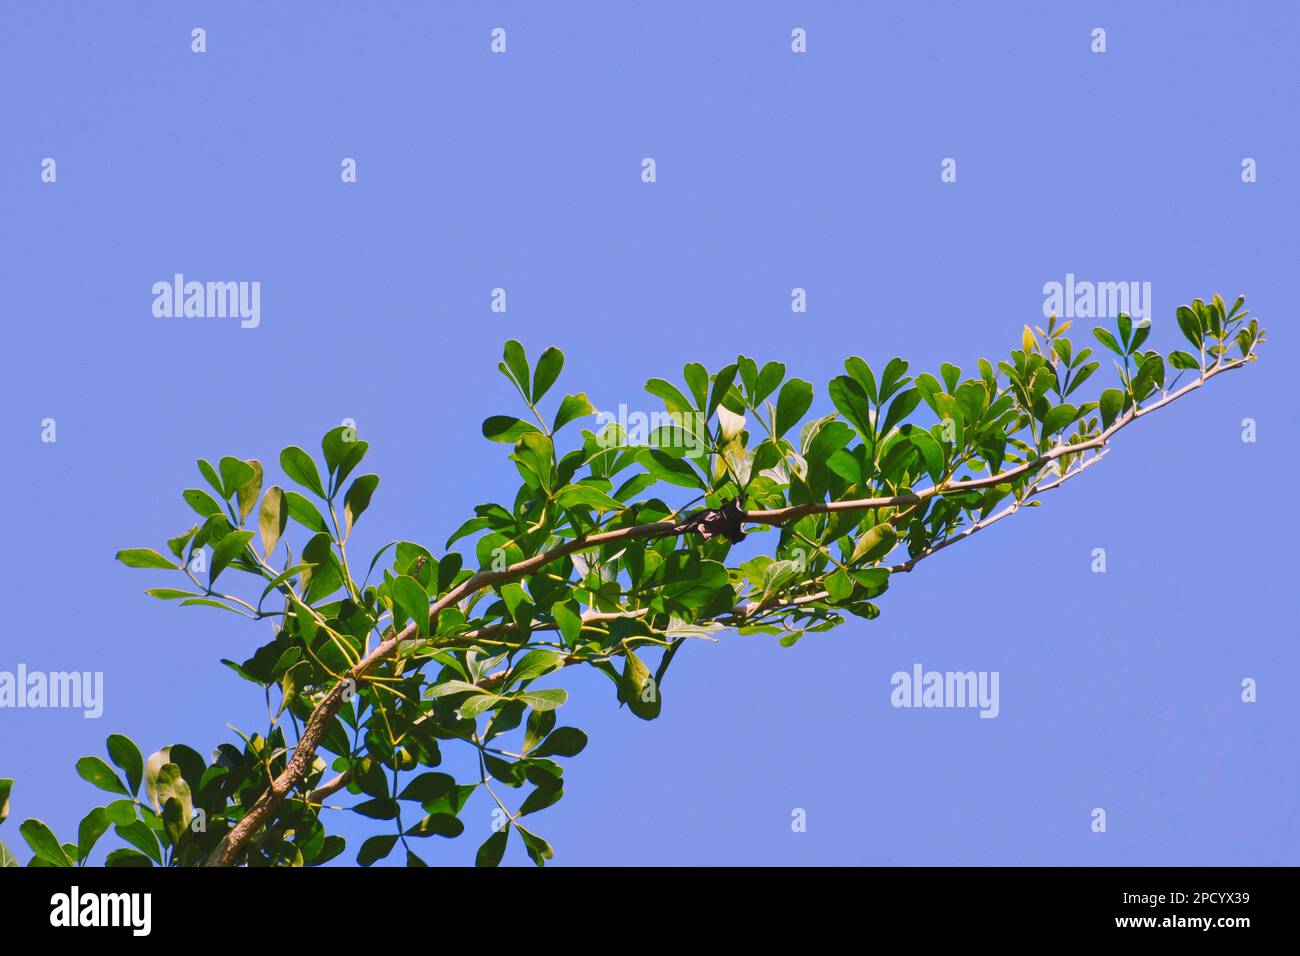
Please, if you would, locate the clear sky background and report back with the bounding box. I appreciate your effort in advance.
[1,1,1296,866]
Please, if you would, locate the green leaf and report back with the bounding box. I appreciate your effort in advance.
[828,375,874,440]
[755,361,786,405]
[611,473,656,502]
[392,575,430,636]
[1041,404,1078,436]
[1131,353,1165,399]
[1116,314,1133,349]
[398,773,455,802]
[104,800,137,826]
[284,490,328,533]
[1092,328,1124,356]
[707,364,738,417]
[742,439,779,482]
[106,735,143,797]
[352,798,399,820]
[114,820,161,864]
[234,460,263,520]
[914,372,942,410]
[532,347,564,403]
[502,340,530,394]
[426,679,489,699]
[197,459,224,498]
[620,647,661,720]
[1064,361,1099,396]
[880,357,912,401]
[145,588,202,601]
[516,824,554,867]
[483,754,527,788]
[116,549,178,570]
[476,826,510,867]
[761,559,801,603]
[300,528,341,597]
[851,568,891,591]
[75,756,129,796]
[554,483,626,513]
[517,688,567,712]
[180,598,244,615]
[511,432,555,492]
[524,709,557,753]
[1176,305,1204,348]
[640,448,706,490]
[458,693,502,719]
[343,474,380,535]
[1099,388,1125,429]
[258,486,287,557]
[506,649,566,688]
[553,393,597,433]
[19,819,72,866]
[182,488,224,518]
[519,785,564,816]
[209,530,255,585]
[333,440,369,491]
[277,665,301,721]
[1168,349,1199,371]
[908,428,944,482]
[104,848,153,867]
[280,446,325,498]
[684,362,711,407]
[0,839,17,867]
[216,457,252,500]
[0,779,11,824]
[1130,319,1151,352]
[844,357,877,403]
[880,387,921,436]
[482,416,540,443]
[775,378,813,437]
[405,814,465,839]
[645,378,694,415]
[321,425,357,477]
[357,834,398,866]
[551,601,583,646]
[852,523,898,564]
[166,525,199,560]
[930,392,963,448]
[826,569,853,602]
[162,797,187,849]
[530,727,588,759]
[154,764,193,827]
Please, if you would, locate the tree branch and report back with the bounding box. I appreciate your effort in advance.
[887,448,1109,574]
[204,355,1251,864]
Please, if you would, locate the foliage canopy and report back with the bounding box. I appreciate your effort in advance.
[0,295,1264,867]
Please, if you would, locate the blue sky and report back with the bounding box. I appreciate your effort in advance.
[1,1,1296,866]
